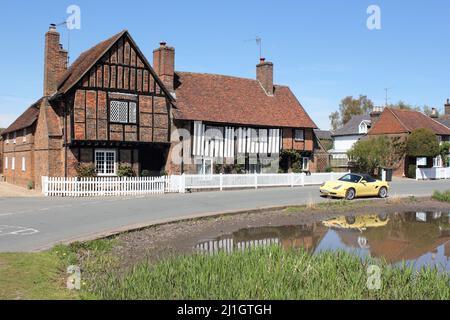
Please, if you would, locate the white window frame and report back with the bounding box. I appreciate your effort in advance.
[21,157,26,172]
[23,128,27,143]
[95,149,117,176]
[294,129,305,142]
[433,156,443,168]
[5,133,9,144]
[4,157,8,170]
[11,157,15,171]
[13,132,16,144]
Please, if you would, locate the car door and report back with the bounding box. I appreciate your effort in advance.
[358,179,373,196]
[360,178,379,196]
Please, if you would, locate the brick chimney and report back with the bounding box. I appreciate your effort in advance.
[370,106,384,125]
[256,58,274,96]
[44,24,68,97]
[445,99,450,116]
[430,107,439,119]
[153,42,175,92]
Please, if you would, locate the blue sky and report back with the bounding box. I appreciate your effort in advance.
[0,0,449,129]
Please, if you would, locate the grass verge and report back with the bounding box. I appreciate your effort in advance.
[0,251,77,300]
[432,190,450,203]
[89,246,449,300]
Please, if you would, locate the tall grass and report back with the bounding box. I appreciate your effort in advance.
[89,246,449,300]
[432,190,450,203]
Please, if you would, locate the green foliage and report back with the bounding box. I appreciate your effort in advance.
[141,170,151,177]
[89,246,450,300]
[325,166,333,173]
[406,128,440,157]
[280,150,304,173]
[439,142,450,167]
[432,190,450,203]
[348,136,405,176]
[27,181,34,190]
[407,164,417,179]
[329,95,374,130]
[75,163,97,178]
[117,164,136,177]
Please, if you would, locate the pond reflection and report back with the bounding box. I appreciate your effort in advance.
[195,212,450,272]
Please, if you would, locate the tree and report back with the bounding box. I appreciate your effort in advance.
[348,136,406,176]
[406,128,440,157]
[329,95,374,130]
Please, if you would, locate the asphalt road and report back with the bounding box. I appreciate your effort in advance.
[0,179,449,252]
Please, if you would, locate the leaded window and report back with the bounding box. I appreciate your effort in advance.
[110,100,137,124]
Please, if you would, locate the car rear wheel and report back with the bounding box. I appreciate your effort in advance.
[378,187,388,199]
[345,188,356,201]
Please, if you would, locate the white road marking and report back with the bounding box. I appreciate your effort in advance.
[0,225,39,236]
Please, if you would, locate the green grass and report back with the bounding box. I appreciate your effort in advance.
[0,239,115,300]
[0,251,78,300]
[285,199,374,214]
[432,190,450,203]
[89,246,450,300]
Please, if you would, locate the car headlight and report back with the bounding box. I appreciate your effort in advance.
[333,185,343,190]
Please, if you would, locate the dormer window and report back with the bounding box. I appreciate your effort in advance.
[359,120,371,134]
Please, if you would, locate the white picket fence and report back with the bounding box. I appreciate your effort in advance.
[42,176,183,197]
[42,172,347,197]
[416,167,450,180]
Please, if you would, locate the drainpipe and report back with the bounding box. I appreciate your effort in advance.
[180,136,184,174]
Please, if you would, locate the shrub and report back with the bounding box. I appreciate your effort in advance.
[325,166,333,173]
[440,142,450,167]
[348,136,405,176]
[76,163,97,178]
[406,128,440,157]
[27,181,34,190]
[432,190,450,202]
[407,164,416,179]
[141,170,151,177]
[117,164,135,177]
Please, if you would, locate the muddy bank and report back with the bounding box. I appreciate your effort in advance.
[94,197,450,271]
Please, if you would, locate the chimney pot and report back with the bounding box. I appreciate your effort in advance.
[260,57,266,64]
[160,41,167,48]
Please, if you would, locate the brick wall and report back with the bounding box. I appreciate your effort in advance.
[2,126,35,188]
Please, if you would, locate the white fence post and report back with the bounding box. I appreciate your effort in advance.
[179,174,186,194]
[219,173,223,191]
[254,173,258,189]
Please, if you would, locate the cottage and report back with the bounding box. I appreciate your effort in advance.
[1,26,322,189]
[329,112,379,171]
[368,107,450,177]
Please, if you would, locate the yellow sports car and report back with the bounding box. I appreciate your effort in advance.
[319,173,389,200]
[322,214,389,231]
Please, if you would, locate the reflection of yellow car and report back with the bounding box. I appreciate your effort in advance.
[323,214,389,231]
[319,173,389,200]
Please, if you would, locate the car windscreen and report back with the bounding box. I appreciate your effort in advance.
[338,174,362,183]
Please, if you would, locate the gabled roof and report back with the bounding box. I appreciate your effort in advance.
[57,30,127,94]
[1,98,42,135]
[173,72,317,128]
[438,116,450,129]
[314,129,332,140]
[332,114,371,137]
[369,108,450,135]
[57,30,174,101]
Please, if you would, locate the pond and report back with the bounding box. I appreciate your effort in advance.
[195,211,450,272]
